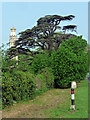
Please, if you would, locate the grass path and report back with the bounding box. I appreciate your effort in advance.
[2,79,88,118]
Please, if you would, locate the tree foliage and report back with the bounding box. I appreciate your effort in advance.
[1,45,54,108]
[2,14,88,108]
[31,51,51,74]
[51,36,88,88]
[8,14,77,58]
[36,67,54,90]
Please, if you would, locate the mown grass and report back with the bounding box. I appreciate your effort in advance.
[46,79,88,118]
[2,79,88,118]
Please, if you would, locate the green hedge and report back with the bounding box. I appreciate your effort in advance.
[31,51,51,74]
[36,67,54,91]
[2,71,36,108]
[51,36,88,88]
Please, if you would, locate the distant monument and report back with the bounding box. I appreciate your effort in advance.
[9,26,18,61]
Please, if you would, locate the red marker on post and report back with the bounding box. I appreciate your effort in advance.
[70,81,76,110]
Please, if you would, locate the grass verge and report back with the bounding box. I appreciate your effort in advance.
[2,79,88,118]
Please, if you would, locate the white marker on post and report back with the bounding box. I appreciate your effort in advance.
[70,81,76,110]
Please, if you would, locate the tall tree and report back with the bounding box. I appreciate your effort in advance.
[9,14,77,57]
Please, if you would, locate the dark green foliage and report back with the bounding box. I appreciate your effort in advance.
[1,47,37,108]
[2,58,17,73]
[51,47,77,88]
[62,36,87,55]
[51,36,88,88]
[61,36,88,79]
[2,70,36,108]
[38,67,54,88]
[1,12,88,109]
[31,51,51,74]
[9,14,76,58]
[62,25,77,33]
[36,67,54,91]
[37,15,75,25]
[17,54,33,72]
[1,47,54,108]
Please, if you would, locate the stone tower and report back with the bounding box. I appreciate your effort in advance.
[10,26,17,48]
[10,26,18,61]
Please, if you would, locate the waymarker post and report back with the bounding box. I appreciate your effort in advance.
[70,81,76,110]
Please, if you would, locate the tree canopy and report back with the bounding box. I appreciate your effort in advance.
[8,14,77,57]
[51,36,88,88]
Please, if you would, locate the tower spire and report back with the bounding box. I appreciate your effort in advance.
[9,26,18,61]
[10,26,17,48]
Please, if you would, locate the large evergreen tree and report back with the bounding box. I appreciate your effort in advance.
[8,14,77,57]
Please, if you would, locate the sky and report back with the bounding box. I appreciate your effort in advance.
[0,1,88,47]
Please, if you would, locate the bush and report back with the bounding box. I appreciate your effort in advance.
[17,54,33,72]
[2,70,36,108]
[36,67,54,92]
[51,36,88,88]
[31,51,51,74]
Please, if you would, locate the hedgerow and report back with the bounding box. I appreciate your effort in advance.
[31,51,51,74]
[51,36,88,88]
[36,67,54,89]
[2,70,36,108]
[1,35,88,108]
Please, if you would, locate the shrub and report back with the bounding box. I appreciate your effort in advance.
[36,67,54,92]
[31,51,51,74]
[51,36,88,88]
[2,70,36,108]
[17,54,32,72]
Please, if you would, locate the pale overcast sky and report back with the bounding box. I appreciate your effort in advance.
[0,1,88,46]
